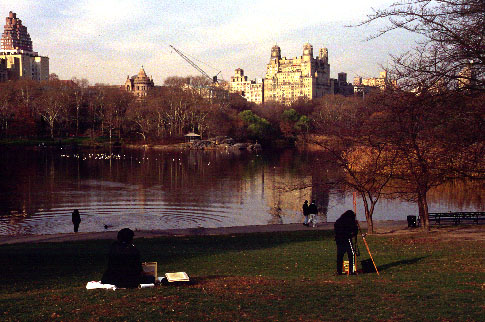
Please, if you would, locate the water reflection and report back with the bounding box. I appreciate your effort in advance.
[0,147,482,235]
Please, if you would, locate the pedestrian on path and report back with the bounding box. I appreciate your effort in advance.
[307,200,318,227]
[302,200,310,226]
[72,209,81,233]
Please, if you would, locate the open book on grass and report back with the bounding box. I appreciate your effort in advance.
[165,272,190,282]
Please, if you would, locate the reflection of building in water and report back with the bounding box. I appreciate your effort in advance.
[261,166,331,223]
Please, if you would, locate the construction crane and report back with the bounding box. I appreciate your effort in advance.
[169,45,220,83]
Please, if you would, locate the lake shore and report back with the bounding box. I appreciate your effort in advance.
[1,220,483,245]
[0,220,400,245]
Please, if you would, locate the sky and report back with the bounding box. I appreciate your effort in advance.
[1,0,419,85]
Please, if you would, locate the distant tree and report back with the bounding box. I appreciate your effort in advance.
[125,103,156,143]
[36,81,70,138]
[295,115,310,134]
[311,95,361,135]
[0,83,17,137]
[86,86,106,139]
[279,108,311,139]
[238,110,273,143]
[204,105,238,138]
[187,103,211,137]
[48,73,59,81]
[70,78,90,136]
[101,87,133,142]
[164,76,190,88]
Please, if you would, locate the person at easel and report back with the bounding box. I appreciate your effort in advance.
[334,210,358,275]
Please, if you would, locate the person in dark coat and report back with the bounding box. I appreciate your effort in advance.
[72,209,81,233]
[302,200,310,226]
[334,210,359,275]
[101,228,154,288]
[307,200,318,227]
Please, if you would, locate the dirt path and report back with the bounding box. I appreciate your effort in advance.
[0,220,483,245]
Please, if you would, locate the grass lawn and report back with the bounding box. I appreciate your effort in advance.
[0,229,483,321]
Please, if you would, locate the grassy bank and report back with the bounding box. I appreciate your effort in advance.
[0,230,483,321]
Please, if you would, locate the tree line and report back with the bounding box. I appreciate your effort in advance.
[0,76,317,145]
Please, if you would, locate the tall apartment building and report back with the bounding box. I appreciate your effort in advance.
[0,11,49,81]
[229,43,332,105]
[353,71,396,95]
[264,43,332,104]
[229,68,264,104]
[332,72,354,96]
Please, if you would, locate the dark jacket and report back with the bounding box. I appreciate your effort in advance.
[334,211,358,242]
[308,203,318,215]
[72,210,81,224]
[303,202,310,216]
[101,241,143,288]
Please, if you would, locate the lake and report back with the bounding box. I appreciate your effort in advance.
[0,147,482,235]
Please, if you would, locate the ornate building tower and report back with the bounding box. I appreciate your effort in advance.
[124,66,154,97]
[1,11,33,52]
[319,48,328,64]
[270,45,281,61]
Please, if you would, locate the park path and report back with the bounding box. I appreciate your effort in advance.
[2,220,483,245]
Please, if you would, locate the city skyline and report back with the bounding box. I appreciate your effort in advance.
[2,0,420,85]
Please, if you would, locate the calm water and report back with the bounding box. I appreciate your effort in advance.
[0,147,482,235]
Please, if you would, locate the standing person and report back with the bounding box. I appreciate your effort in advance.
[308,200,318,227]
[302,200,310,226]
[334,210,359,275]
[72,209,81,233]
[101,228,154,288]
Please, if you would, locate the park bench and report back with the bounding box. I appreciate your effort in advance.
[417,212,485,226]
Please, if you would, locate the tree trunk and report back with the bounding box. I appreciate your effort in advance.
[417,191,430,231]
[76,105,80,136]
[360,192,375,234]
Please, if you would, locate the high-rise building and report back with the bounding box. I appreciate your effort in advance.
[0,11,49,81]
[229,43,332,105]
[354,71,397,95]
[229,68,264,104]
[264,43,332,104]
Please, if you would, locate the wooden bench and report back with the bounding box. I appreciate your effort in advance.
[419,212,485,226]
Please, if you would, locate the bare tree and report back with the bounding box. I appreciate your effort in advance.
[36,81,70,138]
[311,95,396,233]
[125,103,156,143]
[360,0,485,90]
[367,89,484,230]
[71,78,89,136]
[0,83,17,137]
[101,87,133,143]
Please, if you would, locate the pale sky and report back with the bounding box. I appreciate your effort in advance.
[1,0,418,85]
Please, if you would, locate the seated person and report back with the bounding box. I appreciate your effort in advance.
[101,228,154,288]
